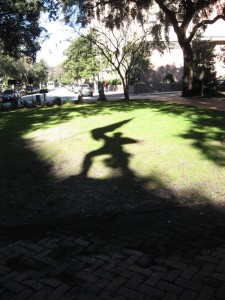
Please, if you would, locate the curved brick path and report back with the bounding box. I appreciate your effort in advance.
[1,94,225,300]
[149,93,225,112]
[107,91,225,112]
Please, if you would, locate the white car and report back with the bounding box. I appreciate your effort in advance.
[74,84,93,97]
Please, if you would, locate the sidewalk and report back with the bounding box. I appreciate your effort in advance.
[1,93,225,299]
[146,93,225,112]
[106,91,225,112]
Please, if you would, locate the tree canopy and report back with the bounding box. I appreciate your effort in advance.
[83,24,153,100]
[0,0,45,60]
[152,0,225,95]
[0,55,49,89]
[60,0,225,96]
[3,0,224,96]
[63,35,100,82]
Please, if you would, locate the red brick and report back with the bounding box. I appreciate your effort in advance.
[157,280,183,295]
[76,271,98,283]
[125,274,146,289]
[196,286,215,300]
[2,280,25,293]
[118,286,144,300]
[215,283,225,300]
[11,288,33,300]
[138,284,165,298]
[87,278,108,295]
[26,287,52,300]
[106,276,127,292]
[198,262,215,276]
[179,289,197,300]
[40,278,62,288]
[46,284,70,300]
[175,277,201,292]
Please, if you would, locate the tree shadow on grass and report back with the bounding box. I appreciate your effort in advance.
[0,102,224,226]
[145,101,225,166]
[103,100,225,166]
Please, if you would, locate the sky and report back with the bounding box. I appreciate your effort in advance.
[36,13,77,67]
[36,13,225,74]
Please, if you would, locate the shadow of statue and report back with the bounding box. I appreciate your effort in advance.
[80,119,137,178]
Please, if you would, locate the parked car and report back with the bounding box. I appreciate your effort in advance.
[26,86,40,94]
[1,89,19,103]
[217,79,225,86]
[74,84,93,97]
[19,89,26,97]
[217,80,225,91]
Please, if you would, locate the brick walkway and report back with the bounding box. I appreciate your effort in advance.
[1,203,225,300]
[149,93,225,112]
[108,91,225,112]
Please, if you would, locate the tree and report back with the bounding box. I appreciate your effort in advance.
[0,56,20,79]
[192,37,217,95]
[79,21,155,100]
[0,0,47,60]
[163,72,175,83]
[153,0,225,96]
[63,35,100,82]
[219,46,225,73]
[48,64,64,85]
[32,59,49,87]
[0,55,50,89]
[60,0,225,96]
[0,56,29,88]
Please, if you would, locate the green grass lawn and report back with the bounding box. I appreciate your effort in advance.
[0,100,225,224]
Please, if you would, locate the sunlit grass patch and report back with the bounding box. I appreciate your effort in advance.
[1,101,225,209]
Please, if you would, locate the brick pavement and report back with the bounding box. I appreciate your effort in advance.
[149,93,225,112]
[109,91,225,112]
[1,203,225,299]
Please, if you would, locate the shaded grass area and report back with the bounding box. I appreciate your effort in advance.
[0,100,225,226]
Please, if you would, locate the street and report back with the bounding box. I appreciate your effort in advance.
[2,87,225,112]
[21,86,181,102]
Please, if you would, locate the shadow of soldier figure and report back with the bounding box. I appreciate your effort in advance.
[80,119,137,178]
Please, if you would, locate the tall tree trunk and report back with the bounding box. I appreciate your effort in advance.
[124,84,130,100]
[121,76,130,100]
[182,43,194,97]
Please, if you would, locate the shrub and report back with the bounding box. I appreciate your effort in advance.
[163,72,175,83]
[108,78,122,85]
[54,97,62,106]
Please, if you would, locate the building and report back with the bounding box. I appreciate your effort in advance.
[89,3,225,83]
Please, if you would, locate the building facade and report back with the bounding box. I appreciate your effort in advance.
[89,3,225,83]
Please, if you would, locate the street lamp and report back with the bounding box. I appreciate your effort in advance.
[97,53,106,100]
[97,53,103,82]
